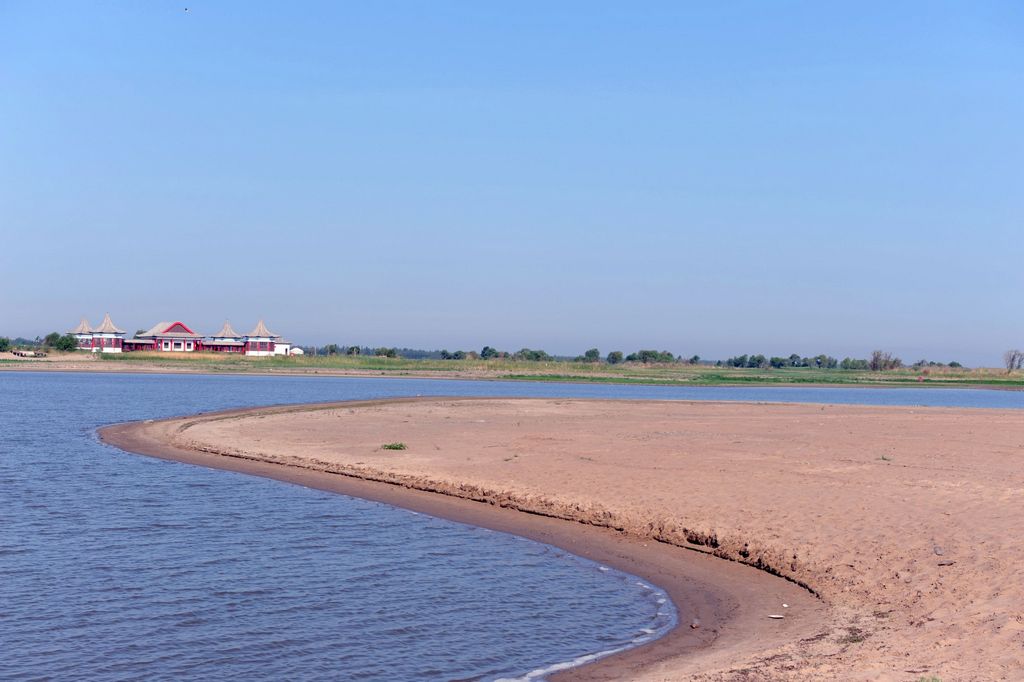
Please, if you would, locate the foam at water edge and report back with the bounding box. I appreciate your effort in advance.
[496,578,677,681]
[494,645,629,682]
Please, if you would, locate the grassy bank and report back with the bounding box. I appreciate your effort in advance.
[81,351,1024,388]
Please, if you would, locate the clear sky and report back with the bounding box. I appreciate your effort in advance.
[2,2,1021,365]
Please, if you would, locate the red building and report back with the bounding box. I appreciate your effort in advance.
[76,316,297,356]
[133,321,205,352]
[68,313,126,353]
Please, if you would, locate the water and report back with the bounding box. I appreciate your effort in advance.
[2,373,1021,681]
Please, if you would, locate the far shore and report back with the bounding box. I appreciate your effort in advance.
[99,397,1024,679]
[4,351,1023,390]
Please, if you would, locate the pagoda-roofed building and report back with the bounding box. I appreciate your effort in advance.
[205,321,245,353]
[67,314,298,356]
[244,319,280,357]
[68,318,94,350]
[131,321,204,352]
[91,313,126,353]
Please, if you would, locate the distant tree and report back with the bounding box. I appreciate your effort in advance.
[480,346,499,360]
[817,355,839,369]
[514,348,551,361]
[626,349,673,364]
[688,355,700,365]
[748,354,767,368]
[1004,349,1024,373]
[607,351,624,365]
[440,349,452,360]
[54,334,77,352]
[788,353,803,367]
[43,332,61,348]
[869,350,902,371]
[374,347,398,358]
[346,345,361,355]
[0,337,10,352]
[948,361,962,368]
[322,344,340,356]
[769,356,787,369]
[134,329,146,337]
[840,357,869,370]
[583,348,600,363]
[452,350,467,360]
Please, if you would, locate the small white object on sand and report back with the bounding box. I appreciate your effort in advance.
[768,614,785,619]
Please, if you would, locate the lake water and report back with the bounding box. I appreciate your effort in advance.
[2,372,1022,681]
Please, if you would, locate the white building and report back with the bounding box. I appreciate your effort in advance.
[69,318,94,350]
[90,313,126,353]
[205,321,246,353]
[244,319,280,357]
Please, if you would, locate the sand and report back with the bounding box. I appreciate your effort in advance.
[101,398,1024,680]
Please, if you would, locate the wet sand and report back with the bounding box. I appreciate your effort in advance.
[100,398,1024,680]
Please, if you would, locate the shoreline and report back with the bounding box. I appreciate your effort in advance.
[99,398,827,681]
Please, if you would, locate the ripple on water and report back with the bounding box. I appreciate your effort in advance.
[1,373,681,681]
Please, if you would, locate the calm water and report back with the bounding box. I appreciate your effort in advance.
[2,373,1022,681]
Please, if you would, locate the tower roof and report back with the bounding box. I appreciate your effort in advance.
[69,317,92,334]
[93,313,125,334]
[213,321,241,339]
[246,319,279,338]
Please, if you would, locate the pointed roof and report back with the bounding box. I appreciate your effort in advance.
[93,313,125,335]
[69,317,92,334]
[246,319,279,338]
[213,321,241,339]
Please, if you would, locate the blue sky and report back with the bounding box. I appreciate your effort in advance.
[2,2,1021,365]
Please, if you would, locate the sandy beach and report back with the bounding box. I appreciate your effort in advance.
[101,398,1024,680]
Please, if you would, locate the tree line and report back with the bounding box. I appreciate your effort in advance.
[723,353,840,369]
[315,345,399,358]
[254,343,971,371]
[719,350,961,371]
[0,333,77,353]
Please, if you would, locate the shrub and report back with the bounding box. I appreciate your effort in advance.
[54,334,78,352]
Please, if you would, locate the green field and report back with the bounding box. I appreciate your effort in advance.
[82,351,1024,388]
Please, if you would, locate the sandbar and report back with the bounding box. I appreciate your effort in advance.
[100,397,1024,680]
